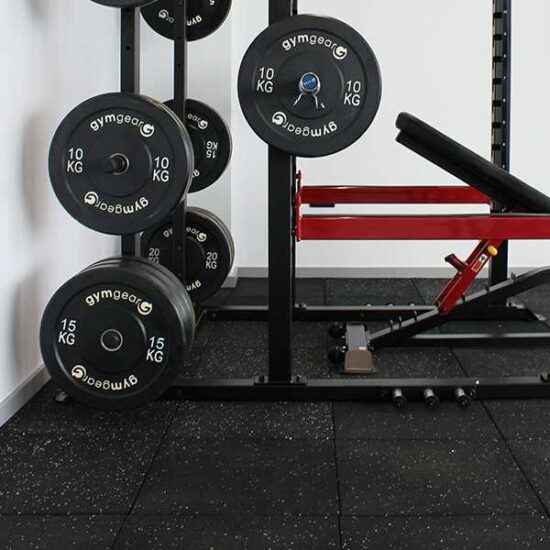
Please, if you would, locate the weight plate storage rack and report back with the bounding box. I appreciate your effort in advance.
[50,0,550,409]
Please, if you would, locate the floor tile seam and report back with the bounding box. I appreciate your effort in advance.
[480,399,550,519]
[119,512,342,519]
[0,423,179,439]
[339,511,549,520]
[331,402,345,550]
[449,347,474,378]
[451,345,550,518]
[504,436,550,441]
[409,278,430,305]
[333,436,502,443]
[0,512,126,518]
[154,435,336,443]
[111,404,183,547]
[2,511,542,521]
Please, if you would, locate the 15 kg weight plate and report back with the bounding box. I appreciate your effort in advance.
[40,257,195,410]
[165,99,232,193]
[142,0,232,41]
[91,0,156,7]
[49,93,194,235]
[141,207,234,303]
[238,15,382,157]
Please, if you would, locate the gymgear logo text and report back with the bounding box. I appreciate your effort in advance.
[89,112,155,138]
[282,33,349,60]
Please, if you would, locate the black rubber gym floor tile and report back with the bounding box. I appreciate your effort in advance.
[226,278,326,306]
[516,283,550,312]
[196,319,330,351]
[340,514,550,550]
[185,342,268,378]
[192,319,215,348]
[294,344,333,378]
[293,321,331,349]
[326,278,422,306]
[115,514,340,550]
[201,288,234,309]
[226,278,268,306]
[2,381,177,437]
[295,278,327,305]
[173,401,333,440]
[0,515,122,550]
[485,400,550,439]
[451,346,550,377]
[179,346,204,377]
[197,320,269,350]
[133,438,338,515]
[334,401,498,441]
[509,439,550,512]
[337,439,540,516]
[0,430,159,515]
[190,338,331,379]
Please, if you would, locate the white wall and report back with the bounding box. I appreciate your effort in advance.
[1,1,121,416]
[509,0,550,266]
[1,2,234,419]
[230,0,550,275]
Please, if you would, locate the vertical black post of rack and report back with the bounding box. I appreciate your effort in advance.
[171,1,189,282]
[489,0,512,287]
[267,0,296,383]
[120,7,141,256]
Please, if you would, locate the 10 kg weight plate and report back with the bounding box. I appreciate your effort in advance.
[49,93,194,235]
[40,257,195,410]
[141,207,234,303]
[142,0,232,41]
[165,99,232,193]
[238,15,382,157]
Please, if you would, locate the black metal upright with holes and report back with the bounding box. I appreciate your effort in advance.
[489,0,512,287]
[170,1,189,282]
[120,7,140,257]
[267,0,296,383]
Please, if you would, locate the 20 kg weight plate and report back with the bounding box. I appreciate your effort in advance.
[142,0,232,41]
[165,99,232,193]
[49,93,194,235]
[238,15,382,157]
[141,207,234,303]
[40,257,195,410]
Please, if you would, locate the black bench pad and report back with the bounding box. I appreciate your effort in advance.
[396,112,550,214]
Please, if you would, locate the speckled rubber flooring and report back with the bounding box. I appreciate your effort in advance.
[2,278,550,549]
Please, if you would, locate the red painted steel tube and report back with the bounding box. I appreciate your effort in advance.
[299,186,490,205]
[298,215,550,241]
[436,240,503,314]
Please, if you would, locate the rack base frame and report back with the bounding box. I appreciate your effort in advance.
[162,291,550,405]
[167,375,550,403]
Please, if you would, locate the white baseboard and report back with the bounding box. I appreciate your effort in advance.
[0,367,50,428]
[237,267,537,279]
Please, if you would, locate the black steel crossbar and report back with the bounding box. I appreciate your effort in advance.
[208,303,543,323]
[170,375,550,402]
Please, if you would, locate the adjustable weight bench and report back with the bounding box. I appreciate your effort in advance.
[295,113,550,373]
[395,112,550,214]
